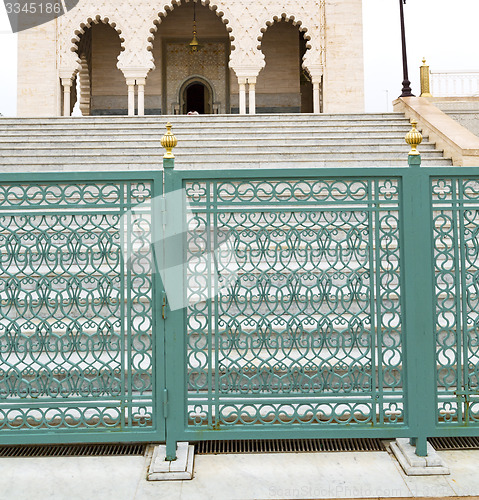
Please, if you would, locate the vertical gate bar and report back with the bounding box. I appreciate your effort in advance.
[213,180,220,429]
[152,173,164,439]
[120,181,126,429]
[458,179,469,424]
[126,181,133,427]
[370,179,379,423]
[163,157,185,461]
[206,180,214,428]
[449,179,463,423]
[402,154,436,456]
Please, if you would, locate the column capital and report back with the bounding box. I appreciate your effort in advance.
[121,67,150,82]
[303,63,323,82]
[61,78,73,88]
[233,66,262,81]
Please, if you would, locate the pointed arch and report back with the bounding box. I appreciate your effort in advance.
[70,15,126,55]
[147,0,235,53]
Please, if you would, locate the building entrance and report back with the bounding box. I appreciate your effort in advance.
[184,82,208,114]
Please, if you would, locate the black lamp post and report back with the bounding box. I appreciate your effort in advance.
[399,0,414,97]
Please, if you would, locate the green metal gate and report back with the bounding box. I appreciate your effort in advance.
[162,155,479,459]
[0,172,165,444]
[2,150,479,459]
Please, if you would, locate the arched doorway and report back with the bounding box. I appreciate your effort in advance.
[182,81,211,114]
[257,19,315,113]
[74,22,125,115]
[148,0,230,114]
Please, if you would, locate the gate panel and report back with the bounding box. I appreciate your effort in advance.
[184,176,405,433]
[433,177,479,426]
[0,175,164,443]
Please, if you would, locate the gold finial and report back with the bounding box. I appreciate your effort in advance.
[161,122,177,158]
[405,120,423,156]
[422,57,427,65]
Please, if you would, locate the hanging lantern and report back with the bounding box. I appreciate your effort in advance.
[189,2,201,53]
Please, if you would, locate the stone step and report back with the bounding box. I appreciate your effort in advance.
[0,130,420,140]
[0,112,409,124]
[0,149,447,162]
[0,113,451,170]
[0,158,451,171]
[0,137,432,146]
[0,144,441,154]
[0,123,414,132]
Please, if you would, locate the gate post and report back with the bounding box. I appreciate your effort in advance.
[401,121,437,457]
[160,123,188,464]
[149,123,194,479]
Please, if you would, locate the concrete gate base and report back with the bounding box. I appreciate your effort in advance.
[148,442,195,481]
[390,438,450,476]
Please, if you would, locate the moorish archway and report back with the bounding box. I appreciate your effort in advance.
[73,21,126,115]
[256,18,316,114]
[147,0,230,114]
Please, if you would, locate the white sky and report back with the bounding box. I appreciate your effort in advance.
[0,0,478,116]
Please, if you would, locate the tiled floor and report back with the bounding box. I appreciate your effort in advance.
[2,446,479,499]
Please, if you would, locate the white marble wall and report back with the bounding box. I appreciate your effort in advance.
[17,0,365,116]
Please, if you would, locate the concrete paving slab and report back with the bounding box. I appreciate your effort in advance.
[0,456,145,500]
[136,451,412,500]
[389,457,456,498]
[441,450,479,497]
[0,448,479,500]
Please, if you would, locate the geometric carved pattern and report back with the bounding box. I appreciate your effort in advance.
[58,0,325,79]
[165,42,227,114]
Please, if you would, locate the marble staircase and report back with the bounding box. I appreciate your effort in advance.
[0,113,452,171]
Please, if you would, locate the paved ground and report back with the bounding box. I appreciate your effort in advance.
[2,443,479,499]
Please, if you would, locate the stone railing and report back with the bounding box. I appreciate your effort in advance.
[430,70,479,97]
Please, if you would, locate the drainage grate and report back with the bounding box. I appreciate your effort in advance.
[429,436,479,451]
[0,443,147,458]
[195,438,385,455]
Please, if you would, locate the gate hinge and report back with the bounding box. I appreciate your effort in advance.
[162,292,167,319]
[163,389,168,419]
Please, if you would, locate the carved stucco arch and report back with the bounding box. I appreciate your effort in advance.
[256,15,311,75]
[253,2,325,78]
[144,0,244,73]
[56,0,324,81]
[59,13,131,78]
[147,0,234,49]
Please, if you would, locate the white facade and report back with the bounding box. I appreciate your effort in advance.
[17,0,365,116]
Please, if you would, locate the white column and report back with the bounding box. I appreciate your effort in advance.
[248,78,256,115]
[238,78,247,115]
[61,78,73,117]
[137,78,145,116]
[313,80,321,114]
[127,78,136,116]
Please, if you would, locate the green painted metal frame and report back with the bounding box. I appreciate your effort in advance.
[2,162,479,456]
[161,158,479,459]
[0,172,166,445]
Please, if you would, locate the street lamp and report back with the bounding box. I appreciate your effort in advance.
[399,0,414,97]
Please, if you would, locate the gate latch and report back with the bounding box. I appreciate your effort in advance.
[162,292,167,319]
